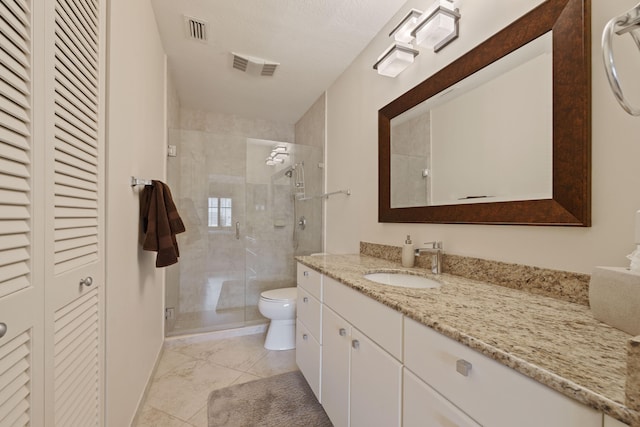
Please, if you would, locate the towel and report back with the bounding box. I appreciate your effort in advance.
[139,180,186,267]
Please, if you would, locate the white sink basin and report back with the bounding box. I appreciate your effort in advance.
[363,272,441,289]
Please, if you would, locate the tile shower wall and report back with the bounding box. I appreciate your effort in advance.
[165,108,323,336]
[245,139,323,308]
[391,112,431,208]
[294,94,325,255]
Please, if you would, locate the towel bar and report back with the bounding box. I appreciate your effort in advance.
[131,176,153,187]
[296,189,351,201]
[602,2,640,116]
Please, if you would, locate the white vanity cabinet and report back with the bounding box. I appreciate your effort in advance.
[295,263,323,400]
[297,264,625,427]
[321,276,403,427]
[604,415,630,427]
[403,368,480,427]
[404,317,602,427]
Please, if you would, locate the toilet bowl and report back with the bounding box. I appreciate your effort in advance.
[258,287,297,350]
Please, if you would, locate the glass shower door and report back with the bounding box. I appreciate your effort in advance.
[243,139,298,322]
[166,129,248,335]
[165,131,323,336]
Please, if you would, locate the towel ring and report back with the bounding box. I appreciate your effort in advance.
[602,3,640,116]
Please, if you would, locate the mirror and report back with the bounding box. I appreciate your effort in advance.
[391,32,553,208]
[379,0,591,226]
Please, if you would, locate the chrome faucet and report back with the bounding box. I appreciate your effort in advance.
[414,241,444,275]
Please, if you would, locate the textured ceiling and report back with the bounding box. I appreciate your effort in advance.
[150,0,407,124]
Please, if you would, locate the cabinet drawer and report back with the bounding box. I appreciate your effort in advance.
[296,320,321,401]
[324,276,402,360]
[403,368,480,427]
[404,318,602,427]
[297,287,321,342]
[604,415,630,427]
[296,263,322,300]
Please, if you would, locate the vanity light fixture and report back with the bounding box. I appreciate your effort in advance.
[389,8,423,43]
[265,155,286,165]
[411,0,460,52]
[265,145,289,165]
[373,42,419,78]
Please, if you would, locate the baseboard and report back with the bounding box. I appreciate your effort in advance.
[129,341,165,427]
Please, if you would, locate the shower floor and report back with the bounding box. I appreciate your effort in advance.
[166,305,266,337]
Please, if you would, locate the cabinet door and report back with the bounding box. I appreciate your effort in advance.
[296,320,321,401]
[404,369,480,427]
[321,306,351,427]
[350,328,402,427]
[324,276,402,360]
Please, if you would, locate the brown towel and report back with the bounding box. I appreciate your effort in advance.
[139,181,186,267]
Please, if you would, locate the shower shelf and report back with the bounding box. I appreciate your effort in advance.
[297,189,351,201]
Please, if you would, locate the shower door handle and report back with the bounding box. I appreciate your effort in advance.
[235,222,240,240]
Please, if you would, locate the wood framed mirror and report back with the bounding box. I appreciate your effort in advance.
[378,0,591,226]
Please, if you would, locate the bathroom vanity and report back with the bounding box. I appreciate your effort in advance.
[294,255,639,427]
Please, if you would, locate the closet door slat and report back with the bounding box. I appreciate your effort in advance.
[53,289,99,426]
[0,331,31,425]
[0,0,31,304]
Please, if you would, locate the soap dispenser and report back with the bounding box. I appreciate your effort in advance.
[402,235,415,268]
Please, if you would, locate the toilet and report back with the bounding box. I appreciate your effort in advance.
[258,287,297,350]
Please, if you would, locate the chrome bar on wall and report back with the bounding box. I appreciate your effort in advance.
[602,2,640,116]
[296,189,351,201]
[130,176,153,186]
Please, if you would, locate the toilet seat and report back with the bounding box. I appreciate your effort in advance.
[260,287,297,302]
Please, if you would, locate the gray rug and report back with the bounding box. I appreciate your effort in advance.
[208,370,333,426]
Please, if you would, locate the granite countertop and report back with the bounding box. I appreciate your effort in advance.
[296,253,639,426]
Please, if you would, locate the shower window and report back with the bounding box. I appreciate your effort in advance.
[208,197,232,228]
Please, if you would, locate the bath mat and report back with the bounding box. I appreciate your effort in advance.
[208,370,332,426]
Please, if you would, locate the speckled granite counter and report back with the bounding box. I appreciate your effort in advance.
[296,253,640,426]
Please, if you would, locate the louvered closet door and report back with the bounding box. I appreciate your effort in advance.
[0,0,44,426]
[43,0,105,425]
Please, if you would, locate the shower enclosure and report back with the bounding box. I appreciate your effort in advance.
[165,130,323,336]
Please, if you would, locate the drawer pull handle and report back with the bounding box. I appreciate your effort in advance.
[339,328,347,336]
[456,359,472,377]
[79,276,93,287]
[303,297,308,303]
[352,339,360,350]
[302,333,308,341]
[0,323,6,338]
[303,271,309,277]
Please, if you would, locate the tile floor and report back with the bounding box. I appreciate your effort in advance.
[134,327,298,427]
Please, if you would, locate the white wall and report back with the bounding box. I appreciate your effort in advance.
[326,0,640,274]
[106,0,167,425]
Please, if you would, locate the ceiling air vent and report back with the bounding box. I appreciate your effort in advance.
[261,63,278,77]
[233,55,249,72]
[232,52,279,77]
[184,16,208,42]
